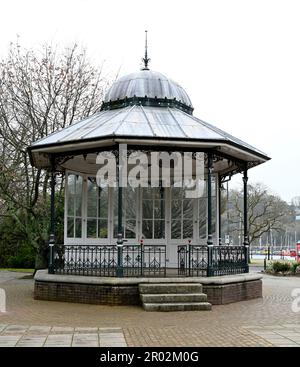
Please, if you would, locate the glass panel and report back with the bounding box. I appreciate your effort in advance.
[171,200,181,219]
[125,220,136,239]
[142,187,152,200]
[142,220,153,239]
[98,219,108,238]
[143,200,153,219]
[75,175,83,217]
[67,174,76,195]
[75,218,82,238]
[211,176,216,197]
[182,199,193,218]
[172,187,183,199]
[87,219,97,238]
[199,198,207,239]
[67,195,74,216]
[152,187,163,199]
[183,220,193,239]
[171,220,181,239]
[154,200,164,219]
[99,187,108,218]
[67,217,74,238]
[154,220,165,239]
[113,217,118,238]
[87,182,97,217]
[75,197,82,217]
[125,187,137,219]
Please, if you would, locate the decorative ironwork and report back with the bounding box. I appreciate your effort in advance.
[100,96,194,115]
[211,246,249,276]
[53,244,166,278]
[52,243,248,278]
[142,245,166,277]
[176,244,248,277]
[142,30,150,71]
[177,245,187,276]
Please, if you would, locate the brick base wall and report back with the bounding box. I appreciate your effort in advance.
[34,278,262,306]
[203,280,262,305]
[34,281,141,305]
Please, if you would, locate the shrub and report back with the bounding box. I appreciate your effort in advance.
[268,261,292,273]
[291,262,300,275]
[7,253,35,269]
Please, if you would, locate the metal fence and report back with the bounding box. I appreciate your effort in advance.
[52,244,166,277]
[51,244,248,278]
[178,244,249,277]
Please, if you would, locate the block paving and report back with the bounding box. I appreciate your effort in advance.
[0,270,299,347]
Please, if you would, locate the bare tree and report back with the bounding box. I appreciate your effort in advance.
[291,196,300,209]
[229,183,290,246]
[0,41,111,267]
[0,42,110,211]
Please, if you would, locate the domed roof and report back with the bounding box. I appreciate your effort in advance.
[102,70,193,114]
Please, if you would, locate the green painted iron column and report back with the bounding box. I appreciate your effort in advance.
[207,152,213,246]
[48,155,56,274]
[243,164,250,271]
[207,152,213,276]
[218,174,222,245]
[116,146,124,277]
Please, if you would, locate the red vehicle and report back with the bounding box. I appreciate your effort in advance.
[290,250,296,257]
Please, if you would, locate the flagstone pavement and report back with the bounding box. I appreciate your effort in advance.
[0,270,299,347]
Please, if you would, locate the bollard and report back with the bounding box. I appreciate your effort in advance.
[116,233,124,277]
[48,234,55,274]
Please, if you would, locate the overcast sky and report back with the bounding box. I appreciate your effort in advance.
[1,0,299,203]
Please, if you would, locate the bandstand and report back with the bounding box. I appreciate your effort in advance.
[29,40,270,308]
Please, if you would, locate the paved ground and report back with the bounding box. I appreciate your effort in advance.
[0,270,299,347]
[0,324,126,347]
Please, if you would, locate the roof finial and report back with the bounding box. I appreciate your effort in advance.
[142,30,150,70]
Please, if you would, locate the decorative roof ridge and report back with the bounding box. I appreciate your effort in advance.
[100,95,194,115]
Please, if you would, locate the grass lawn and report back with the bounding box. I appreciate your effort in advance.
[0,268,34,273]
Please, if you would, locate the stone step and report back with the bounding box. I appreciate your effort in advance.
[141,293,208,304]
[143,302,212,312]
[139,283,202,294]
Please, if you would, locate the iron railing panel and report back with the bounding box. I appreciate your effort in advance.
[52,243,248,277]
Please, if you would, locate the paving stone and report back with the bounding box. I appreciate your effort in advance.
[51,326,74,334]
[263,338,292,344]
[0,324,8,333]
[277,344,299,347]
[99,332,124,338]
[3,325,29,334]
[281,324,300,328]
[72,333,99,347]
[100,341,127,347]
[0,335,22,347]
[74,327,98,333]
[44,334,73,347]
[287,337,300,342]
[16,335,47,347]
[98,327,122,333]
[28,326,52,334]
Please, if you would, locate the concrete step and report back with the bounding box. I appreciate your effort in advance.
[139,283,203,294]
[141,293,208,304]
[143,302,212,312]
